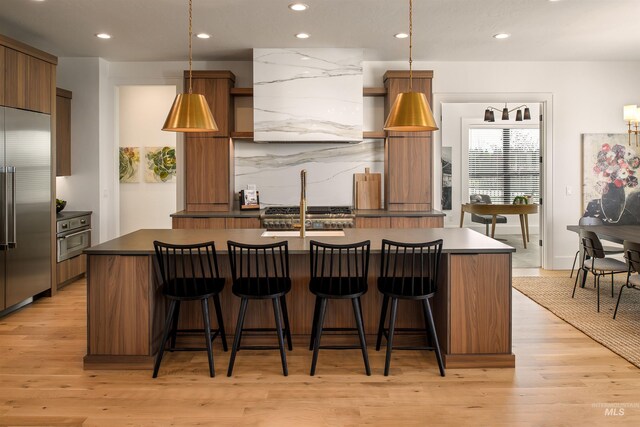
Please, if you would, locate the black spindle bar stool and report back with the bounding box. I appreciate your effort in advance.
[152,241,227,378]
[226,240,292,377]
[376,239,445,377]
[308,240,371,376]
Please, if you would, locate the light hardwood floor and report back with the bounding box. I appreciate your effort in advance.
[0,272,639,426]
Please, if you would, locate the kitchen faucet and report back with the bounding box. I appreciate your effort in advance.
[300,169,307,237]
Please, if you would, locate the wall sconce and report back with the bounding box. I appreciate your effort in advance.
[484,103,531,123]
[623,104,639,146]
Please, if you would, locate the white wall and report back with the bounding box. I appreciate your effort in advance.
[55,57,102,243]
[118,86,177,234]
[57,58,640,269]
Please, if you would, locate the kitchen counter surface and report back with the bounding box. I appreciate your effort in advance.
[170,209,445,219]
[85,227,514,255]
[56,210,92,220]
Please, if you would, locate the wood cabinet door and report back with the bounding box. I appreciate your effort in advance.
[172,217,226,229]
[355,217,391,229]
[386,136,432,205]
[184,138,230,209]
[186,77,233,138]
[225,218,261,229]
[390,217,443,228]
[4,49,51,113]
[56,90,72,176]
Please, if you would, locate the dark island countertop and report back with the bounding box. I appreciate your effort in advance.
[56,210,93,220]
[170,209,445,219]
[85,227,514,256]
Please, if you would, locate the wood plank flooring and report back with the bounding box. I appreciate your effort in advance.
[0,272,639,426]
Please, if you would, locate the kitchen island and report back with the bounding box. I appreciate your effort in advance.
[84,228,515,370]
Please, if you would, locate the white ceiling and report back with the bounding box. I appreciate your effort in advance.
[1,0,639,62]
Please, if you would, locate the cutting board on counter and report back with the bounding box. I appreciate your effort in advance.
[354,168,382,209]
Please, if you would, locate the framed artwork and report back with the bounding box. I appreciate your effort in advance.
[145,146,176,183]
[119,147,140,183]
[441,147,452,210]
[582,134,640,224]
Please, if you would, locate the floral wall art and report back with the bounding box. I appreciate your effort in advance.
[119,147,140,183]
[144,146,176,183]
[582,134,640,224]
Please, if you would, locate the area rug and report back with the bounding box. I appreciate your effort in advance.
[513,275,640,369]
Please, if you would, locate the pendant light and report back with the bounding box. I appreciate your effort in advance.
[384,0,438,132]
[162,0,218,132]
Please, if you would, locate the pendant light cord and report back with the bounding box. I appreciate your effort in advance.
[188,0,193,94]
[409,0,413,91]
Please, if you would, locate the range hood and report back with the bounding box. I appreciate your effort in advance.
[253,48,363,143]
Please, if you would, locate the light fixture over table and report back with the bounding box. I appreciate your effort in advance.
[623,105,640,146]
[483,103,531,122]
[384,0,438,132]
[162,0,217,132]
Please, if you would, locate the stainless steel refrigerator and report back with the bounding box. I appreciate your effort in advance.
[0,106,51,311]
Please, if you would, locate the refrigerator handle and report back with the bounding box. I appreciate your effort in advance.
[7,166,16,248]
[0,167,6,248]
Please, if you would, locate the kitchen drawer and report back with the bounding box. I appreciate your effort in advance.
[355,217,391,229]
[57,254,86,287]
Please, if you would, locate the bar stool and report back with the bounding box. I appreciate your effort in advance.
[376,239,445,377]
[226,240,292,376]
[308,240,371,376]
[152,241,227,378]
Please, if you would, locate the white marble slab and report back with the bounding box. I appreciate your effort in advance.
[235,140,383,207]
[253,48,363,142]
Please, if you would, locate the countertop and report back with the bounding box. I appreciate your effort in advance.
[170,209,445,219]
[85,227,514,256]
[56,210,93,221]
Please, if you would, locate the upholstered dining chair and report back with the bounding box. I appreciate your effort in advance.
[469,194,506,236]
[613,240,640,319]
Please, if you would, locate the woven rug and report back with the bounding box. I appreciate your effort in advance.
[513,275,640,368]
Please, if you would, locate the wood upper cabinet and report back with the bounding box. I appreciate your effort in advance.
[184,71,235,138]
[4,48,52,114]
[184,137,233,211]
[56,88,72,176]
[384,70,434,211]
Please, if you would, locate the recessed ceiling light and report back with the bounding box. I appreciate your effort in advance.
[394,33,409,39]
[95,33,112,39]
[295,33,310,39]
[196,33,211,39]
[288,3,309,11]
[493,33,510,39]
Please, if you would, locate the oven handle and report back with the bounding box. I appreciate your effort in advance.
[59,229,91,240]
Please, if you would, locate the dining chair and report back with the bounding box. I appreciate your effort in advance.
[613,240,640,319]
[570,216,623,278]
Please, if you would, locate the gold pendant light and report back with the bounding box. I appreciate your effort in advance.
[384,0,438,132]
[162,0,218,132]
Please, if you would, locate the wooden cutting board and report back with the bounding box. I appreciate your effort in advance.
[354,168,382,209]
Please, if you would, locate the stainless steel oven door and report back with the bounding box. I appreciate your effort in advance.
[57,228,91,262]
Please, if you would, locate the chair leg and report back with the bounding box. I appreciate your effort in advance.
[485,223,490,236]
[611,273,614,298]
[201,298,215,378]
[384,298,399,376]
[570,251,579,278]
[280,295,293,351]
[153,300,177,378]
[613,285,626,319]
[597,274,601,313]
[272,298,288,376]
[422,299,433,348]
[352,297,371,376]
[310,298,328,376]
[572,268,583,298]
[309,297,321,351]
[423,299,445,377]
[169,301,181,350]
[212,295,228,352]
[227,298,248,377]
[376,295,389,351]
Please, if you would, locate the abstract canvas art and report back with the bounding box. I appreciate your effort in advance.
[441,147,452,210]
[145,146,176,183]
[582,134,640,224]
[119,147,140,183]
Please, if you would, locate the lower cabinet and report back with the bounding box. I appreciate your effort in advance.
[57,254,86,287]
[356,216,443,228]
[172,217,260,229]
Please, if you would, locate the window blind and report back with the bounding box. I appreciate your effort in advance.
[468,128,540,204]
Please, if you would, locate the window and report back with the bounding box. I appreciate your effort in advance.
[468,127,540,204]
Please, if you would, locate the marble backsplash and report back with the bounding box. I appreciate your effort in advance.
[235,140,384,207]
